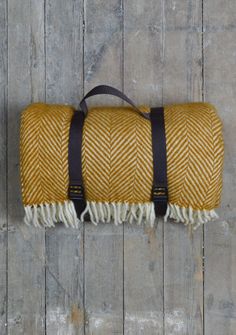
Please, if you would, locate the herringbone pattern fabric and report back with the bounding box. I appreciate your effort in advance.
[20,103,74,205]
[164,103,224,210]
[82,106,153,203]
[20,102,224,211]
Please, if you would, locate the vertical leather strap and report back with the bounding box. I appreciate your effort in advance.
[150,107,168,216]
[68,85,150,219]
[68,110,86,217]
[69,106,169,218]
[68,86,168,219]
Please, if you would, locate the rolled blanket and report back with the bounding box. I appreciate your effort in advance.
[20,102,224,228]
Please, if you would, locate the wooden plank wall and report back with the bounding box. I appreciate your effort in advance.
[0,0,7,333]
[204,1,236,334]
[0,0,235,334]
[7,1,46,334]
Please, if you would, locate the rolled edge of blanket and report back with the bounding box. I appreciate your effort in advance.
[23,201,219,229]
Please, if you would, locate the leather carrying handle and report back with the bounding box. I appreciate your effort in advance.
[70,84,168,219]
[79,84,150,120]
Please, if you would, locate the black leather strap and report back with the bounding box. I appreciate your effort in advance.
[69,86,150,219]
[68,110,86,217]
[79,85,150,120]
[68,86,168,220]
[150,107,168,216]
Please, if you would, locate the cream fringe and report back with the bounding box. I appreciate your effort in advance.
[80,201,156,226]
[23,201,218,229]
[24,200,79,228]
[164,203,219,230]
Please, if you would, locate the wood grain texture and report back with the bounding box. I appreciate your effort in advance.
[204,1,236,334]
[45,0,84,333]
[84,225,123,335]
[7,0,46,334]
[45,226,84,335]
[0,0,7,333]
[83,1,124,334]
[124,0,163,106]
[163,1,204,334]
[3,0,236,334]
[123,225,163,335]
[123,1,164,334]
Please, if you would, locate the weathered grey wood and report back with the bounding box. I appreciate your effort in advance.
[45,0,83,106]
[204,1,236,334]
[123,1,164,334]
[7,0,46,334]
[164,226,203,334]
[123,225,163,335]
[124,0,163,105]
[0,0,7,333]
[83,1,124,333]
[4,0,236,334]
[46,227,84,334]
[162,1,204,334]
[45,0,84,334]
[7,227,46,335]
[84,225,123,334]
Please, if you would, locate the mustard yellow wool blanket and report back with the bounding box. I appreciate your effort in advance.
[20,103,224,228]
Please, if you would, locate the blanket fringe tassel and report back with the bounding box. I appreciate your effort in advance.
[23,201,218,229]
[24,200,79,228]
[164,203,218,230]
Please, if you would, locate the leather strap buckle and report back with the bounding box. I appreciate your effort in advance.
[152,185,168,216]
[152,185,168,202]
[68,184,85,201]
